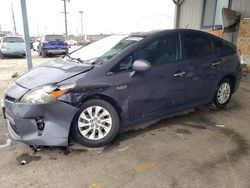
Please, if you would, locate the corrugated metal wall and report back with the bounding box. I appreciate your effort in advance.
[231,0,250,17]
[179,0,203,29]
[178,0,250,29]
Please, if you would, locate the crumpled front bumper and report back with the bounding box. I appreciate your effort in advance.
[3,97,79,146]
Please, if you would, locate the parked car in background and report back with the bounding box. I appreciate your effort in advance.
[66,39,78,47]
[38,34,68,57]
[0,36,26,59]
[2,29,242,148]
[33,38,41,51]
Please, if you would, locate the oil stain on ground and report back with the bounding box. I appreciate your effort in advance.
[16,153,41,165]
[197,128,250,171]
[221,128,249,161]
[175,128,192,135]
[62,148,88,155]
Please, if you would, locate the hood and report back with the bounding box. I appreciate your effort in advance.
[15,58,93,89]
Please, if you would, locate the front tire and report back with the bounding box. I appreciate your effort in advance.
[214,79,232,108]
[71,99,120,147]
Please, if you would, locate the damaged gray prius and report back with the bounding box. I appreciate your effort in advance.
[2,29,242,147]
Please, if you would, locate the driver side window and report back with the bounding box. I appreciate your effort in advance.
[135,35,179,65]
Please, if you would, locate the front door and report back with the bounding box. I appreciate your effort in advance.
[128,33,189,120]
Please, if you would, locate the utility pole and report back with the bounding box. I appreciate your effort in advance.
[172,0,185,29]
[61,0,70,37]
[79,11,83,40]
[11,2,17,35]
[20,0,32,69]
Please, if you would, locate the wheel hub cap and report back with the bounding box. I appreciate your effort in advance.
[78,106,112,140]
[217,82,231,104]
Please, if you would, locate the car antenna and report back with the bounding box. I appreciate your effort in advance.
[185,24,189,29]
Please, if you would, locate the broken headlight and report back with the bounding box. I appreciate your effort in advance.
[20,84,75,104]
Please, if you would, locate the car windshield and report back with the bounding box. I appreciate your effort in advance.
[3,37,24,43]
[45,35,64,41]
[69,35,144,65]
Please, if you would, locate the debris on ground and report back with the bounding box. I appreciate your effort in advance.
[21,160,26,165]
[174,133,185,141]
[118,145,131,152]
[11,72,19,78]
[216,124,226,128]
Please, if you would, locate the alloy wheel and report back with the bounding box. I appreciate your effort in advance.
[78,106,112,140]
[217,82,231,104]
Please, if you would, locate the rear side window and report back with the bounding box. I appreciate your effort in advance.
[182,32,212,58]
[2,37,24,43]
[135,35,179,66]
[223,43,235,56]
[211,37,223,54]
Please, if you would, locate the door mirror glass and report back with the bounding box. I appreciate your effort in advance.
[132,59,151,72]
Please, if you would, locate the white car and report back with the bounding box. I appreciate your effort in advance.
[66,39,78,47]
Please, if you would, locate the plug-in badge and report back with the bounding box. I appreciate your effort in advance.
[116,85,127,90]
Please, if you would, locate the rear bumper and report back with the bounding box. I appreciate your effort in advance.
[2,99,79,146]
[45,49,68,54]
[1,49,25,56]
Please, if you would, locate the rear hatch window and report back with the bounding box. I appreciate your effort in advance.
[45,35,64,41]
[3,37,24,43]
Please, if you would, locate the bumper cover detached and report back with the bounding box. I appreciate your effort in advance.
[3,100,79,146]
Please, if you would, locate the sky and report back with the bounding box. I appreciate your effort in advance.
[0,0,175,36]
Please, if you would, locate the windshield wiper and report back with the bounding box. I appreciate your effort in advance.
[64,54,86,64]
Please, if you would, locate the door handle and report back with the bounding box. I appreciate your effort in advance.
[212,61,222,68]
[173,71,186,77]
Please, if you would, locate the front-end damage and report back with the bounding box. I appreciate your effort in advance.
[3,81,119,147]
[5,99,79,146]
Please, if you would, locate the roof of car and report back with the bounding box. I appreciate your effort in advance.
[3,36,23,38]
[130,29,212,38]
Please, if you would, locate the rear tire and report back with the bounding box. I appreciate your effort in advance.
[214,79,232,108]
[41,50,46,58]
[71,99,120,147]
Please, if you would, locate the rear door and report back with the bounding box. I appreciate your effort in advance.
[181,31,222,102]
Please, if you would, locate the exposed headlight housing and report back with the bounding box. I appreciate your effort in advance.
[20,84,75,104]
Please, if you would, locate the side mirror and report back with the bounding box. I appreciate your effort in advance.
[132,59,151,72]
